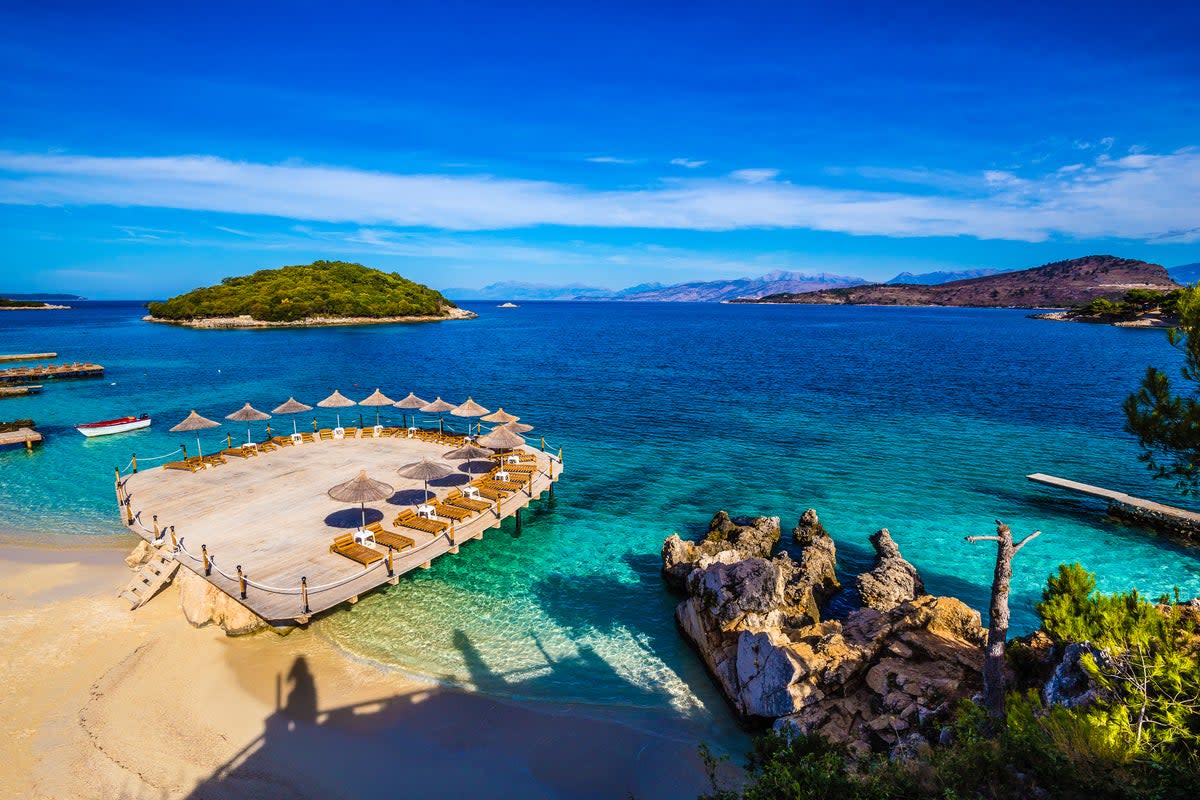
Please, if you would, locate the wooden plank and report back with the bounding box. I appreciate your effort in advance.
[0,352,56,362]
[1026,472,1200,528]
[0,427,42,447]
[120,436,563,623]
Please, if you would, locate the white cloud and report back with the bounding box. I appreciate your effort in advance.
[729,168,780,184]
[1,148,1199,243]
[585,155,635,164]
[670,158,707,169]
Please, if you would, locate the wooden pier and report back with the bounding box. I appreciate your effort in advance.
[118,432,563,624]
[0,385,42,398]
[0,352,56,363]
[0,427,43,450]
[1027,473,1200,539]
[0,362,104,383]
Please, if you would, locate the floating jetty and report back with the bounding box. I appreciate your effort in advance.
[0,385,42,398]
[1027,473,1200,539]
[0,352,56,362]
[0,427,43,450]
[0,362,104,383]
[116,430,563,624]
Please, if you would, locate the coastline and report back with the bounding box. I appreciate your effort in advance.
[142,305,477,329]
[1030,310,1174,328]
[0,304,70,311]
[0,532,729,799]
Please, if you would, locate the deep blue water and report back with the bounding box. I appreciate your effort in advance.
[2,300,1198,731]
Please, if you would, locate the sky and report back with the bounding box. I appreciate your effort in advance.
[1,1,1198,298]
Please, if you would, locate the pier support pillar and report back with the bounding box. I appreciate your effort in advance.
[515,508,522,535]
[419,561,432,570]
[449,545,460,554]
[347,595,358,605]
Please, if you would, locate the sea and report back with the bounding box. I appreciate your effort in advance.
[2,300,1199,741]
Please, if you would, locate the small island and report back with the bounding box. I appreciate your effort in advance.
[144,260,474,328]
[0,296,70,310]
[1031,288,1182,328]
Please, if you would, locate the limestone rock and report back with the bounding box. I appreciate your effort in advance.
[1043,642,1114,709]
[780,510,841,625]
[177,568,268,636]
[661,511,781,592]
[856,528,926,611]
[124,540,152,569]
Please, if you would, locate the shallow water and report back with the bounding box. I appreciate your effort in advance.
[2,300,1198,733]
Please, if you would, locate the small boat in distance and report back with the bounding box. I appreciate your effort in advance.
[75,414,151,437]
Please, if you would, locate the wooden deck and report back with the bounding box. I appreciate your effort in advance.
[0,385,42,398]
[119,434,562,623]
[0,427,43,449]
[1027,473,1200,538]
[0,352,56,362]
[0,362,103,383]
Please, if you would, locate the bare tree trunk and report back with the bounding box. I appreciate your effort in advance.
[966,521,1041,725]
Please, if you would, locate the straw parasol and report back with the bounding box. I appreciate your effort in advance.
[419,397,456,434]
[327,469,394,532]
[393,392,428,430]
[226,403,271,445]
[444,441,492,472]
[502,420,534,434]
[358,388,395,427]
[477,425,526,451]
[397,457,456,502]
[317,389,356,428]
[481,407,519,424]
[170,410,220,458]
[272,396,313,434]
[451,396,490,437]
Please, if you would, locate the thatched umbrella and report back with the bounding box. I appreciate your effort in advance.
[328,469,394,533]
[170,410,220,458]
[393,392,427,430]
[397,458,455,502]
[318,389,356,429]
[444,441,493,472]
[226,403,271,445]
[272,397,313,435]
[419,397,456,435]
[477,425,526,452]
[502,420,534,434]
[451,396,490,437]
[358,388,395,427]
[481,408,519,425]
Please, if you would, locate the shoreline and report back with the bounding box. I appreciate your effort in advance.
[0,532,733,799]
[0,304,70,311]
[142,305,477,329]
[1029,310,1174,328]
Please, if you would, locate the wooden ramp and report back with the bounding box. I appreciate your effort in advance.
[118,548,181,609]
[1027,473,1200,538]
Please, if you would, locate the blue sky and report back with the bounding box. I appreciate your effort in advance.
[1,1,1198,298]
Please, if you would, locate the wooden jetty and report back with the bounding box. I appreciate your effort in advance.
[0,352,56,363]
[1027,473,1200,539]
[0,427,43,450]
[0,385,42,398]
[117,432,563,624]
[0,362,103,383]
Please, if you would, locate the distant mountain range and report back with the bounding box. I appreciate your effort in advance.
[885,268,1001,285]
[0,292,86,301]
[441,259,1198,304]
[732,255,1177,308]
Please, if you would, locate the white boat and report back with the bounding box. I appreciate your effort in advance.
[75,414,151,437]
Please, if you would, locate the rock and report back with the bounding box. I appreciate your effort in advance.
[856,528,926,611]
[1043,642,1113,709]
[780,510,841,626]
[124,540,152,568]
[177,569,268,636]
[661,511,781,592]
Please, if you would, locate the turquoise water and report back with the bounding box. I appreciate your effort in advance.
[3,301,1199,728]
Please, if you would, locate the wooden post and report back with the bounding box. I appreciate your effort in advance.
[202,544,211,576]
[266,423,272,437]
[237,565,247,599]
[125,491,134,525]
[515,507,522,535]
[181,442,188,459]
[226,433,232,448]
[25,438,32,452]
[301,576,310,613]
[312,418,318,431]
[540,436,545,451]
[113,468,123,511]
[152,515,159,539]
[170,526,177,550]
[558,447,563,465]
[386,547,394,577]
[131,453,138,473]
[438,418,444,435]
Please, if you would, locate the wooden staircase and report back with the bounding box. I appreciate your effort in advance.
[118,547,180,609]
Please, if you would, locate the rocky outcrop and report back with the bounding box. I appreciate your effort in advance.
[177,569,268,636]
[664,511,986,754]
[856,528,926,611]
[661,512,781,592]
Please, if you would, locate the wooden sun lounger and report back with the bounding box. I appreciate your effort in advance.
[501,463,537,475]
[445,489,492,512]
[379,427,399,437]
[163,460,202,472]
[491,451,535,463]
[468,484,509,501]
[299,431,315,443]
[257,440,278,452]
[394,510,448,535]
[342,427,359,439]
[221,447,257,458]
[202,453,227,467]
[330,533,385,567]
[270,435,295,447]
[432,501,473,522]
[318,428,334,440]
[363,522,416,552]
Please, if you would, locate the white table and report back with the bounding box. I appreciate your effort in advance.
[463,487,482,500]
[494,470,510,482]
[416,504,436,519]
[506,454,521,464]
[354,530,377,546]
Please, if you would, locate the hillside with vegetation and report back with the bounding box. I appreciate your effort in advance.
[734,256,1178,308]
[0,297,49,308]
[146,261,462,324]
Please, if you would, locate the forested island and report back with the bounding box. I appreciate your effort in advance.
[144,260,472,327]
[0,296,69,310]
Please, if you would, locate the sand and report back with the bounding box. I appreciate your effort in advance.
[0,533,736,799]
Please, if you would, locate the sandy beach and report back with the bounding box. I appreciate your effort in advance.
[0,533,733,800]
